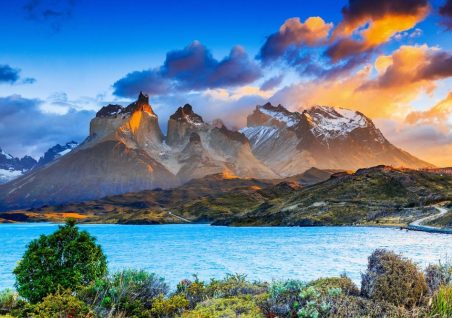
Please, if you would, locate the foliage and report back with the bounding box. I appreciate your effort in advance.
[181,296,264,318]
[424,261,452,295]
[26,289,92,318]
[13,219,107,303]
[205,274,267,298]
[361,249,428,309]
[150,294,189,318]
[0,289,19,314]
[308,276,360,296]
[176,276,208,309]
[81,269,168,317]
[429,285,452,318]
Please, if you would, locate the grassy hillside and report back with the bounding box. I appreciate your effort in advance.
[1,166,451,227]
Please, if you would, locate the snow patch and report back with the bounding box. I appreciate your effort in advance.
[308,106,368,140]
[240,126,279,149]
[0,168,23,184]
[259,108,300,127]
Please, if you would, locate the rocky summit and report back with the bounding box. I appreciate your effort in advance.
[0,93,433,211]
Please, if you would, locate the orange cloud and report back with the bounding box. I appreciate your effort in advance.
[259,17,333,62]
[406,92,452,131]
[272,45,452,120]
[328,0,430,60]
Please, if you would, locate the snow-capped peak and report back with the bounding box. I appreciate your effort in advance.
[0,148,13,159]
[305,105,369,139]
[255,103,300,127]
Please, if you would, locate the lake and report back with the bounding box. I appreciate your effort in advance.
[1,224,451,290]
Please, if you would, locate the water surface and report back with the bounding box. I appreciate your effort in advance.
[1,224,450,289]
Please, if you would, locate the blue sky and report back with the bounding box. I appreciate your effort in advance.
[0,0,451,165]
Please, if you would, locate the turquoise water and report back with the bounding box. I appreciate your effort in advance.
[0,224,451,289]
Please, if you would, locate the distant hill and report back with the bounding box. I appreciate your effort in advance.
[1,166,450,227]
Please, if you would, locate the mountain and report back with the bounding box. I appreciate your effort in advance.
[0,93,276,210]
[2,166,450,227]
[0,168,335,224]
[37,141,78,166]
[215,166,452,226]
[0,94,433,211]
[241,103,433,176]
[0,148,37,184]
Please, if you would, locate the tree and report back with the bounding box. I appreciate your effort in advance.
[14,219,107,303]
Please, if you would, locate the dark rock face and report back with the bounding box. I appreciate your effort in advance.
[38,141,78,167]
[96,104,123,117]
[170,104,204,124]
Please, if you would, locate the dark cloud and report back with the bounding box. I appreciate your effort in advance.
[440,0,452,29]
[113,41,262,98]
[23,0,77,32]
[0,94,93,158]
[326,0,430,61]
[0,65,20,84]
[260,75,284,91]
[0,64,35,85]
[258,17,333,63]
[360,46,452,90]
[340,0,429,24]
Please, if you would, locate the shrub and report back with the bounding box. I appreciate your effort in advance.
[205,274,267,298]
[429,285,452,318]
[181,296,264,318]
[176,276,208,309]
[150,294,189,317]
[328,295,410,318]
[28,289,92,318]
[361,249,428,309]
[81,269,168,317]
[0,289,19,314]
[264,279,306,317]
[14,219,107,303]
[309,276,360,296]
[424,261,452,295]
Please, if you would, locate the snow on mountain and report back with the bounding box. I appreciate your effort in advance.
[38,141,79,166]
[240,126,279,150]
[259,105,300,127]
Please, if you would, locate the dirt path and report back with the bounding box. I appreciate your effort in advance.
[408,206,452,234]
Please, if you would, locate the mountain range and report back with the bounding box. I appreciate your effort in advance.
[0,141,78,184]
[0,92,433,211]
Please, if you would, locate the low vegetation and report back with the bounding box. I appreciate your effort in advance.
[1,220,451,317]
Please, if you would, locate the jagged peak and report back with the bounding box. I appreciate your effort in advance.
[96,92,156,118]
[170,103,204,126]
[251,102,301,128]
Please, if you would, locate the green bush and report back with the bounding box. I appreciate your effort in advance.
[0,289,19,314]
[181,296,264,318]
[150,294,189,317]
[81,269,168,317]
[205,274,267,298]
[14,219,107,303]
[27,289,92,318]
[424,262,452,295]
[361,249,428,309]
[429,285,452,318]
[308,276,360,296]
[176,276,208,309]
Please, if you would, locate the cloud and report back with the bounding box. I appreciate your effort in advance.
[23,0,78,32]
[271,45,452,120]
[258,17,333,63]
[405,92,452,131]
[0,65,20,84]
[440,0,452,29]
[260,75,284,91]
[360,45,452,90]
[113,41,262,98]
[376,118,452,167]
[327,0,430,61]
[0,94,93,158]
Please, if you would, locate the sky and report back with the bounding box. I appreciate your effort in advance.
[0,0,451,166]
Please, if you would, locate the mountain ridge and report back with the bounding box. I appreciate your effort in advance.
[0,92,433,211]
